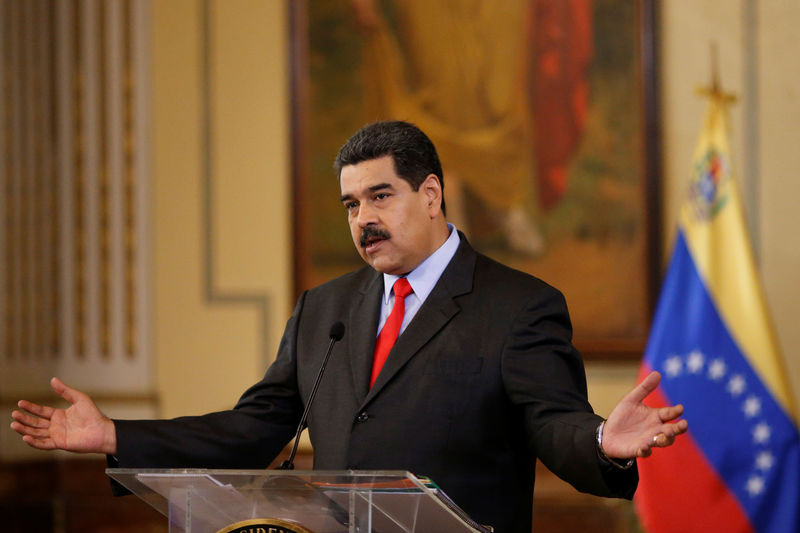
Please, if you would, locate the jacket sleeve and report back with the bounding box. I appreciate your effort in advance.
[501,284,638,499]
[108,293,308,494]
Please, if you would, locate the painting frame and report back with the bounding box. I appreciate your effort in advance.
[290,0,662,361]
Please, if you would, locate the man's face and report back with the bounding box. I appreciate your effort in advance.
[339,155,440,275]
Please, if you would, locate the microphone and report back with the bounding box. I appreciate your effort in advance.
[279,321,345,470]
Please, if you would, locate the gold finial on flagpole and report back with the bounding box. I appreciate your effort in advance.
[696,42,737,103]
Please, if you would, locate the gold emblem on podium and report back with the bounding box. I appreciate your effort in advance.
[216,517,314,533]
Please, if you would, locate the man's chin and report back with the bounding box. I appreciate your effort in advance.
[362,243,386,268]
[357,245,407,274]
[365,255,399,275]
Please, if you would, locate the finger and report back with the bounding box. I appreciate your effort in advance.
[661,419,689,438]
[650,432,668,448]
[652,432,673,447]
[627,371,661,404]
[11,422,52,439]
[51,377,82,405]
[652,420,689,448]
[21,435,56,451]
[17,400,55,420]
[636,445,653,458]
[658,404,684,422]
[11,410,51,429]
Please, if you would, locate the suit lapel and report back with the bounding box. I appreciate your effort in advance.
[348,270,383,405]
[363,236,477,405]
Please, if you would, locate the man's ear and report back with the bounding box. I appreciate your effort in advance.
[421,174,443,214]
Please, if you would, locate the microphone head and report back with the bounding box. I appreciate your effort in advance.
[329,321,345,341]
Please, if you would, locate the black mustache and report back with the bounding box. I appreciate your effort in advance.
[360,227,391,248]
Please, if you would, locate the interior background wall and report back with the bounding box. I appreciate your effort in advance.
[1,1,797,531]
[148,0,800,426]
[151,0,291,418]
[1,0,797,465]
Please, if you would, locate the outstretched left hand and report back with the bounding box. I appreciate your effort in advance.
[602,371,689,459]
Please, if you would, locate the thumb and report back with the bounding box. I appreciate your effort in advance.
[625,371,661,405]
[50,377,82,405]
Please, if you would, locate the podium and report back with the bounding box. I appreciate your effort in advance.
[107,469,491,533]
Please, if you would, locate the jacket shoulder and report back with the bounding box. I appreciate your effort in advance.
[472,251,563,298]
[303,265,378,300]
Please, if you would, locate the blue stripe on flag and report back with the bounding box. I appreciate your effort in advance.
[644,230,800,533]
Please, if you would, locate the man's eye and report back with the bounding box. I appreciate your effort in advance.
[345,202,358,211]
[374,193,389,200]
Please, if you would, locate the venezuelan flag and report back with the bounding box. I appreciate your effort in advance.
[635,92,800,533]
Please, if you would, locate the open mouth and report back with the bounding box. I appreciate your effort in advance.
[360,228,390,252]
[363,235,387,252]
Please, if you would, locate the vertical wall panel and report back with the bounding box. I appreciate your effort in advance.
[131,0,150,360]
[39,0,59,360]
[8,1,23,363]
[22,0,37,361]
[1,2,155,458]
[56,0,77,363]
[80,0,102,362]
[105,0,126,361]
[0,0,7,363]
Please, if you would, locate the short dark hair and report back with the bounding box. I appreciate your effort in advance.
[334,120,446,214]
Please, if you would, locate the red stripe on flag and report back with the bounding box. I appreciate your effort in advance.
[634,367,754,533]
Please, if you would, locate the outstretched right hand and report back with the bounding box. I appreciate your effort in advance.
[10,377,117,455]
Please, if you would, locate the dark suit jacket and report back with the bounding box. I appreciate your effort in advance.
[113,235,637,532]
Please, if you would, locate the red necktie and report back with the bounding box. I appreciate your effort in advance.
[370,278,413,388]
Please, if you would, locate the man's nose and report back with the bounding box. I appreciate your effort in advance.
[356,203,378,227]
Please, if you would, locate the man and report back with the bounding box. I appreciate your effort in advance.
[12,121,687,532]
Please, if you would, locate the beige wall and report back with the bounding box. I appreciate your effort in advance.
[148,0,799,419]
[758,2,800,404]
[152,0,290,417]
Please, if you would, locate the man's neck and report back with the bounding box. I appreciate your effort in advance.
[428,218,450,254]
[383,223,459,288]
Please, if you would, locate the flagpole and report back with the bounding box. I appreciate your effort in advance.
[711,42,719,95]
[695,43,737,104]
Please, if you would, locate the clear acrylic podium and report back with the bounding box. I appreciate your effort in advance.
[106,469,491,533]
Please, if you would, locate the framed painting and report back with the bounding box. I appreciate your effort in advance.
[291,0,661,360]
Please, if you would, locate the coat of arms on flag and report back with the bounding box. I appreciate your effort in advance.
[689,148,729,220]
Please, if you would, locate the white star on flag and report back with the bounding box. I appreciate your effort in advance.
[746,475,765,497]
[727,374,746,396]
[742,396,762,418]
[755,451,774,471]
[686,350,705,373]
[708,358,727,380]
[753,423,771,444]
[664,356,683,377]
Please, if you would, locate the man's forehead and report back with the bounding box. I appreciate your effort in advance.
[339,157,407,195]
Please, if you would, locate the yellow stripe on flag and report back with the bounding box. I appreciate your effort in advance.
[680,96,797,423]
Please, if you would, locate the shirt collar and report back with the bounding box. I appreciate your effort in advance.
[382,223,461,303]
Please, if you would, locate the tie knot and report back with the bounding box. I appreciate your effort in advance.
[393,277,413,299]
